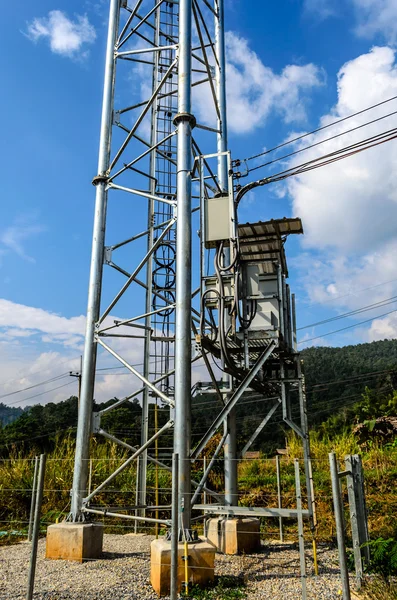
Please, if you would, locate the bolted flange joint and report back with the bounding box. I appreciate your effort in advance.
[92,174,109,186]
[173,112,196,129]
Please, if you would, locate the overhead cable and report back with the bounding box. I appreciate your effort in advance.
[248,108,397,174]
[244,93,397,162]
[298,295,397,330]
[298,308,397,345]
[235,126,397,206]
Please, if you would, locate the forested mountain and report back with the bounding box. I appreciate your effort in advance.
[0,403,23,427]
[1,338,397,456]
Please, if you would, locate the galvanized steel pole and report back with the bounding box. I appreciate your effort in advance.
[70,0,119,520]
[215,0,238,507]
[26,454,46,600]
[294,459,307,600]
[215,0,228,192]
[170,453,179,599]
[329,452,351,600]
[28,456,39,542]
[173,0,194,533]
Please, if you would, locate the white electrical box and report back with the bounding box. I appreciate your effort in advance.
[204,275,235,307]
[204,193,233,248]
[243,264,280,331]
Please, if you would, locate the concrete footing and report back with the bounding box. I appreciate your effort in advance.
[150,537,215,596]
[206,517,261,555]
[46,522,103,563]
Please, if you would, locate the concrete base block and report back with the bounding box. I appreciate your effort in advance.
[150,537,215,596]
[46,522,103,563]
[206,517,261,555]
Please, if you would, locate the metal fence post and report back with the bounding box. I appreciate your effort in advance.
[170,453,179,600]
[345,455,363,588]
[28,456,39,542]
[26,453,46,600]
[276,455,284,542]
[353,455,370,566]
[329,452,351,600]
[294,460,307,600]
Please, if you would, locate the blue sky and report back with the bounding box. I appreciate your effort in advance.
[2,0,397,406]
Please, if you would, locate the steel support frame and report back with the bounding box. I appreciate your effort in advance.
[69,0,231,527]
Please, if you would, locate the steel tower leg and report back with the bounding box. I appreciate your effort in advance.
[136,1,160,527]
[174,0,193,533]
[215,0,238,507]
[70,0,119,520]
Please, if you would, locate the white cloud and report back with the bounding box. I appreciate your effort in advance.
[352,0,397,45]
[0,298,85,337]
[304,0,339,19]
[283,46,397,344]
[285,46,397,253]
[194,31,323,134]
[0,221,45,263]
[304,0,397,45]
[26,10,96,58]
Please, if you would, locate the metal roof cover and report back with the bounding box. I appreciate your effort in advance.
[237,217,303,275]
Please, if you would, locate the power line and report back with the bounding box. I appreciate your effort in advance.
[303,277,397,308]
[0,374,70,401]
[4,380,77,407]
[254,126,397,180]
[248,108,397,174]
[298,295,397,331]
[298,307,397,345]
[244,93,397,162]
[235,126,397,207]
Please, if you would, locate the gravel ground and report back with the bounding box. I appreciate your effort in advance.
[0,534,356,599]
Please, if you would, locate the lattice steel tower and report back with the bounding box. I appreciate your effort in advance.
[69,0,230,529]
[69,0,315,551]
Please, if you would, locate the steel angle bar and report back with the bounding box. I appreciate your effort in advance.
[108,183,176,205]
[98,429,222,502]
[117,0,143,45]
[240,399,280,457]
[97,338,175,407]
[99,333,146,339]
[132,132,177,166]
[135,11,178,46]
[106,260,175,308]
[191,341,277,459]
[110,217,173,250]
[98,218,175,324]
[193,505,310,518]
[192,4,220,120]
[284,416,304,438]
[110,58,177,169]
[99,304,175,334]
[191,430,228,505]
[195,123,221,133]
[193,0,218,67]
[200,0,218,17]
[98,352,203,415]
[128,77,210,111]
[109,132,176,182]
[84,420,174,505]
[192,139,222,194]
[116,44,178,57]
[118,0,167,50]
[83,507,169,525]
